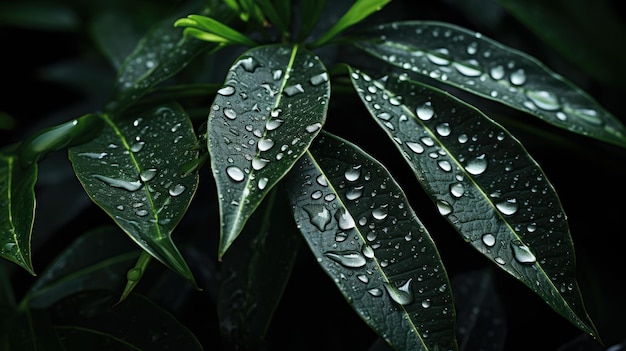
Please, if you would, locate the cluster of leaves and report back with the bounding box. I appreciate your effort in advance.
[2,0,626,350]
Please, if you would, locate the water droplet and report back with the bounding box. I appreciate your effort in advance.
[226,166,245,182]
[496,198,518,215]
[436,122,451,136]
[258,138,274,151]
[357,274,369,283]
[416,102,434,120]
[224,108,237,120]
[130,142,145,152]
[465,154,488,175]
[304,204,331,231]
[311,190,323,200]
[135,209,149,217]
[450,183,465,198]
[140,168,157,182]
[266,118,283,131]
[406,141,424,154]
[273,70,283,80]
[384,278,414,305]
[511,239,536,264]
[509,68,527,85]
[482,233,496,247]
[368,288,383,297]
[284,84,304,96]
[258,177,268,190]
[324,250,367,268]
[346,186,364,200]
[372,205,389,220]
[494,257,506,265]
[252,157,269,170]
[567,107,602,125]
[335,208,356,230]
[236,56,261,72]
[437,160,452,172]
[421,299,431,308]
[93,175,142,191]
[426,48,451,66]
[316,174,328,187]
[305,123,322,133]
[218,85,235,96]
[453,60,482,77]
[345,165,361,182]
[437,200,453,215]
[490,65,505,80]
[310,72,329,86]
[526,90,560,111]
[169,184,185,196]
[78,152,108,159]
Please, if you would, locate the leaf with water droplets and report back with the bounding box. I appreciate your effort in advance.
[68,103,199,285]
[209,44,330,258]
[284,132,457,351]
[352,21,626,148]
[349,69,599,338]
[0,154,36,275]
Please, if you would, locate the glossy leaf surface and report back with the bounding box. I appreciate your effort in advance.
[23,225,139,308]
[209,44,329,257]
[69,104,199,283]
[352,21,626,148]
[349,69,598,338]
[285,132,457,351]
[0,154,36,274]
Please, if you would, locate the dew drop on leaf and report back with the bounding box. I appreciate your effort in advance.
[416,101,434,120]
[495,198,519,215]
[218,85,236,96]
[482,233,496,247]
[437,200,453,215]
[511,239,537,264]
[335,208,356,230]
[93,174,143,192]
[226,166,245,182]
[168,184,186,196]
[345,165,361,182]
[324,250,367,268]
[303,204,331,231]
[384,278,414,305]
[465,154,488,175]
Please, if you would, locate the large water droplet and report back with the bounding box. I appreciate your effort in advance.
[252,157,269,170]
[236,56,261,72]
[346,186,363,200]
[130,142,145,153]
[345,165,361,182]
[384,278,414,305]
[509,68,527,85]
[416,102,434,120]
[526,90,560,111]
[140,168,157,182]
[436,122,451,136]
[306,123,322,133]
[93,175,142,192]
[426,48,451,66]
[218,85,235,96]
[452,60,482,77]
[226,166,245,182]
[324,250,367,268]
[465,154,488,175]
[406,141,424,154]
[304,204,331,231]
[284,84,304,96]
[450,183,465,198]
[372,205,389,220]
[258,138,274,151]
[335,208,356,230]
[511,239,536,264]
[266,118,283,131]
[169,184,186,196]
[310,72,329,86]
[496,198,518,215]
[482,233,496,247]
[437,200,453,215]
[223,108,237,120]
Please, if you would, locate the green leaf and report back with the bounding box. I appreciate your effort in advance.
[284,132,457,351]
[49,290,203,350]
[209,44,330,258]
[352,21,626,149]
[218,187,301,349]
[349,69,599,339]
[297,0,326,41]
[254,0,288,34]
[0,154,36,275]
[174,15,257,46]
[7,308,65,350]
[310,0,391,48]
[118,250,152,304]
[68,103,199,285]
[22,225,139,309]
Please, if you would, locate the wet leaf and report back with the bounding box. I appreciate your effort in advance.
[22,225,139,309]
[218,188,301,349]
[352,21,626,149]
[118,251,152,304]
[349,69,599,338]
[209,44,330,258]
[68,103,199,285]
[0,154,36,275]
[285,132,457,351]
[49,290,203,350]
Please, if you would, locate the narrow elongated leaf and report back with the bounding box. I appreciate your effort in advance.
[352,21,626,148]
[349,69,599,338]
[7,308,64,350]
[285,132,457,351]
[209,44,330,258]
[69,103,199,284]
[0,154,36,275]
[174,15,257,46]
[23,225,138,309]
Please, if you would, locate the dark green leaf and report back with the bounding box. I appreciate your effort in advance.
[209,44,330,258]
[8,308,64,351]
[349,69,599,338]
[297,0,326,41]
[310,0,391,48]
[68,103,199,284]
[254,0,288,34]
[22,225,139,308]
[0,154,36,275]
[118,250,152,304]
[496,0,626,88]
[50,290,203,351]
[218,188,301,349]
[285,132,457,351]
[352,21,626,148]
[0,2,79,31]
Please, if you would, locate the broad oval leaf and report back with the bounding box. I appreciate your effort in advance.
[352,21,626,149]
[0,154,36,275]
[284,132,457,351]
[68,103,199,284]
[209,44,330,257]
[349,69,599,338]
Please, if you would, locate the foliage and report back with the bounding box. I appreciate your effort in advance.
[1,0,625,350]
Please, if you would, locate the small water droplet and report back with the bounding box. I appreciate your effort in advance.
[368,288,383,297]
[236,56,261,72]
[130,142,145,152]
[78,152,108,159]
[490,65,505,80]
[311,190,323,200]
[258,177,268,190]
[496,198,518,215]
[135,209,149,217]
[526,90,560,111]
[226,166,245,182]
[169,184,186,196]
[437,160,452,172]
[421,299,431,308]
[494,257,506,265]
[426,48,451,66]
[437,200,453,215]
[450,183,465,198]
[453,60,482,77]
[509,68,527,85]
[406,141,424,154]
[284,84,304,96]
[218,85,235,96]
[416,102,434,120]
[273,70,283,80]
[223,108,237,120]
[316,174,328,187]
[324,250,367,268]
[306,123,322,133]
[345,165,361,182]
[304,204,331,231]
[465,154,488,175]
[384,278,414,305]
[310,72,329,86]
[357,274,369,283]
[511,239,536,264]
[482,233,496,247]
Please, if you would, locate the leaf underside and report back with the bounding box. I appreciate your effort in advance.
[349,68,598,338]
[68,103,199,283]
[352,21,626,149]
[285,132,457,351]
[208,43,330,257]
